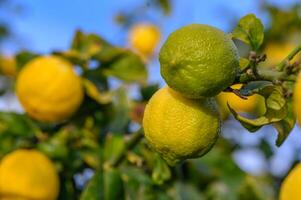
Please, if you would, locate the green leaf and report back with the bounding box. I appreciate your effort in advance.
[140,84,159,101]
[0,112,39,137]
[104,134,126,164]
[104,52,147,83]
[15,51,38,70]
[82,78,113,104]
[155,0,171,15]
[152,154,171,185]
[273,101,296,146]
[71,30,109,55]
[228,84,287,132]
[232,14,264,50]
[80,169,104,200]
[108,87,131,132]
[104,168,125,200]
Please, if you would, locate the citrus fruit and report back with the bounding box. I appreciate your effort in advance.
[279,163,301,200]
[216,84,266,120]
[129,23,161,56]
[16,56,84,122]
[159,24,239,98]
[0,56,17,77]
[0,149,60,200]
[142,86,220,165]
[294,73,301,125]
[264,42,300,67]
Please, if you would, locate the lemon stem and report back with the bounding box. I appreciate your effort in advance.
[276,44,301,71]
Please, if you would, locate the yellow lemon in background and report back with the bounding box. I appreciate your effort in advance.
[16,56,84,123]
[216,84,265,120]
[280,163,301,200]
[143,86,220,165]
[0,149,60,200]
[264,42,300,66]
[129,23,161,56]
[0,56,17,77]
[294,73,301,125]
[159,24,239,98]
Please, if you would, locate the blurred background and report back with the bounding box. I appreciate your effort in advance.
[0,0,301,199]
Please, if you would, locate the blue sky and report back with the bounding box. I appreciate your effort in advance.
[1,0,301,176]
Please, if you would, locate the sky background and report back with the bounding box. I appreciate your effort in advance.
[1,0,301,177]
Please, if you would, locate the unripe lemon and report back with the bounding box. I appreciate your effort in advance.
[216,84,266,120]
[280,163,301,200]
[294,73,301,125]
[142,87,220,165]
[0,56,17,77]
[0,149,60,200]
[129,23,161,56]
[16,56,84,123]
[160,24,239,98]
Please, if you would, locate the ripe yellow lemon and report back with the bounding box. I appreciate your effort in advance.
[294,73,301,125]
[0,149,60,200]
[129,23,161,56]
[160,24,239,98]
[264,42,300,66]
[0,56,17,77]
[16,56,84,122]
[216,84,266,120]
[142,86,220,165]
[280,163,301,200]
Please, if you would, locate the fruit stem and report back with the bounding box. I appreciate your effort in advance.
[276,44,301,71]
[110,129,144,167]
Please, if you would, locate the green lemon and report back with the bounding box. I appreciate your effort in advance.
[142,86,220,165]
[160,24,239,98]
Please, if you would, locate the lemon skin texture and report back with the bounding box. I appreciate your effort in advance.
[280,164,301,200]
[129,23,161,56]
[160,24,239,98]
[16,56,84,123]
[0,149,60,200]
[216,84,266,120]
[294,73,301,125]
[143,87,221,165]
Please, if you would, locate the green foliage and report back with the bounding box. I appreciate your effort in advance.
[232,14,264,51]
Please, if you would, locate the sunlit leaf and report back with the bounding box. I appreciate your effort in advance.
[232,14,264,50]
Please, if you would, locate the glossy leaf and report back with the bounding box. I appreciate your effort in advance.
[80,169,104,200]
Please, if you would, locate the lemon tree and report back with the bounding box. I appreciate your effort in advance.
[0,8,301,200]
[0,149,59,200]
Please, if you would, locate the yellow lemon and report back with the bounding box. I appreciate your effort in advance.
[294,73,301,125]
[264,42,300,66]
[0,149,60,200]
[129,23,161,56]
[280,163,301,200]
[16,56,84,122]
[0,56,17,77]
[216,84,265,120]
[160,24,239,98]
[143,86,220,165]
